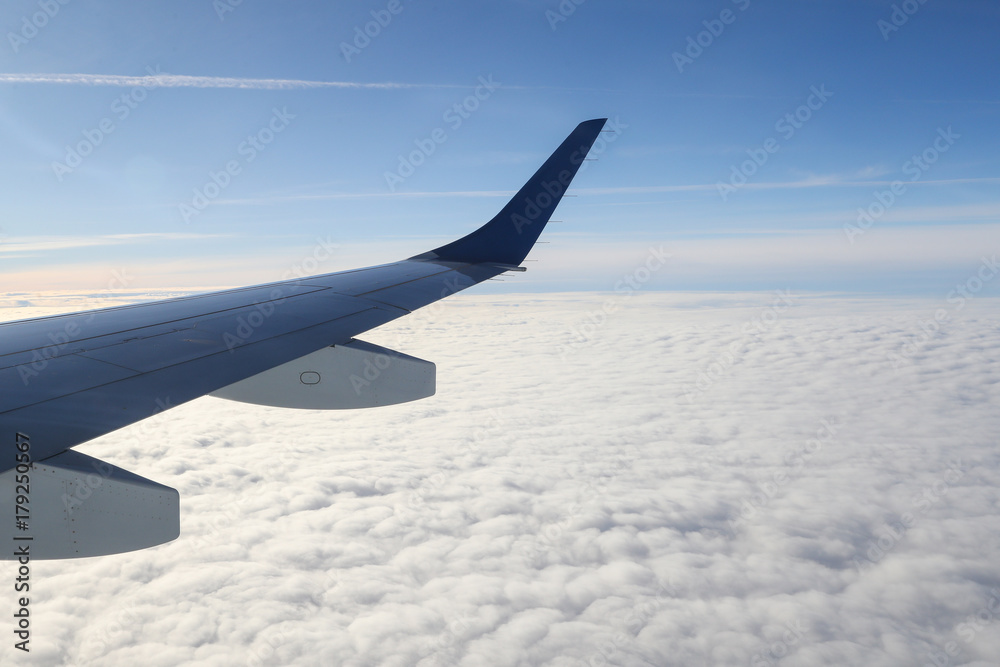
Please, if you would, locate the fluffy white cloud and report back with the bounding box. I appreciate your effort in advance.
[1,291,998,666]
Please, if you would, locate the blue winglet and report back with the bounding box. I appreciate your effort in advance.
[412,118,608,266]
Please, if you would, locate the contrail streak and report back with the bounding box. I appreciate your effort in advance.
[0,72,460,90]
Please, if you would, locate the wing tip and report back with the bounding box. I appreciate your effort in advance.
[414,118,608,266]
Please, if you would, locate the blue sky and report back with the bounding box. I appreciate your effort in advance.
[1,0,998,294]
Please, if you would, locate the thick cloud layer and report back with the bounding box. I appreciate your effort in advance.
[2,291,998,666]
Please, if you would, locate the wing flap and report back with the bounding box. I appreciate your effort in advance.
[0,283,332,362]
[3,355,140,413]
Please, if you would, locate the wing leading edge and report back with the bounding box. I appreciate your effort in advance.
[0,118,607,558]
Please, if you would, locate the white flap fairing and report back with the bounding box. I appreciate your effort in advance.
[210,339,435,409]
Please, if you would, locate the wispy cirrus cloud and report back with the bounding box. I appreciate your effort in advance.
[583,175,1000,196]
[0,72,461,90]
[208,176,1000,207]
[0,232,231,256]
[0,72,633,94]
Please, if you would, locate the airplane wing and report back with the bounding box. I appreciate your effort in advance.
[0,118,608,558]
